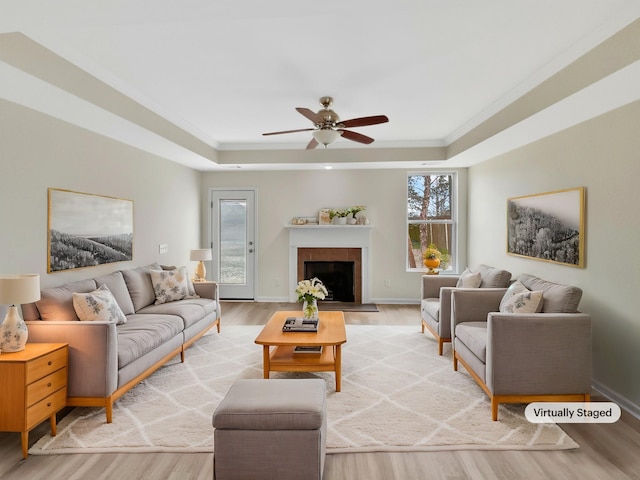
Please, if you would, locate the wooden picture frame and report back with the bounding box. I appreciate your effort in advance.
[48,188,134,272]
[507,187,585,268]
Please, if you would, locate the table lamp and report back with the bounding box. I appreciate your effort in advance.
[190,249,212,282]
[0,274,40,352]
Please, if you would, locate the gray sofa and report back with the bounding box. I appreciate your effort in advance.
[421,265,512,355]
[22,263,221,423]
[451,273,591,420]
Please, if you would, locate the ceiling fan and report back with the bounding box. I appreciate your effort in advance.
[262,96,389,149]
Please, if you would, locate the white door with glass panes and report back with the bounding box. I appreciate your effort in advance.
[210,189,256,300]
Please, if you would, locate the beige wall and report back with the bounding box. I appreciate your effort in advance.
[201,168,467,302]
[0,99,202,292]
[467,99,640,415]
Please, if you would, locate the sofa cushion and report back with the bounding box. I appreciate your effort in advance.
[137,301,209,329]
[454,322,488,362]
[421,298,440,322]
[456,268,482,288]
[94,271,136,315]
[149,266,191,304]
[121,263,161,312]
[72,285,127,325]
[116,314,184,368]
[477,264,512,288]
[36,278,98,321]
[518,274,583,313]
[499,290,543,314]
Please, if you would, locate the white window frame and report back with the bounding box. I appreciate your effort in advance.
[406,171,458,273]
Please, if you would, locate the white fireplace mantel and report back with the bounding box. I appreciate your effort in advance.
[287,225,373,303]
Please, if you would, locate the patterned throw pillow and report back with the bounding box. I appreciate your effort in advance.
[456,268,482,288]
[499,289,544,314]
[499,279,529,311]
[150,266,190,304]
[72,284,127,324]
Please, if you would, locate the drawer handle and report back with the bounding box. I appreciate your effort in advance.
[47,402,52,407]
[47,383,52,387]
[48,361,53,366]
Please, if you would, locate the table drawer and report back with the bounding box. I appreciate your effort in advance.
[26,388,66,430]
[25,348,67,384]
[26,368,67,407]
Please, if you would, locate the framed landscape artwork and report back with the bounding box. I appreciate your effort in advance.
[48,188,134,272]
[507,187,585,268]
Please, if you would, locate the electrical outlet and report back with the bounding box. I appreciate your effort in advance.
[159,244,168,254]
[384,279,391,287]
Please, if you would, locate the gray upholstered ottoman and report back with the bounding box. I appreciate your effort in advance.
[212,378,327,480]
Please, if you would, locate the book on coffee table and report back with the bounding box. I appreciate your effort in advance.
[282,317,318,332]
[293,345,323,354]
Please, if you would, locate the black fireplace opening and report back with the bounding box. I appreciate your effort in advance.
[304,261,355,302]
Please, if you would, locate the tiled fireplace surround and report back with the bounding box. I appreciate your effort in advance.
[287,225,372,304]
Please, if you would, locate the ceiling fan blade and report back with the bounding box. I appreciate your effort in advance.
[262,128,315,136]
[339,129,375,145]
[338,115,389,128]
[296,107,321,124]
[306,138,319,150]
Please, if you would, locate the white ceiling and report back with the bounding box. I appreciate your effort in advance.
[1,0,640,170]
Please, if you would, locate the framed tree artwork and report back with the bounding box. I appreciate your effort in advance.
[507,187,585,268]
[48,188,134,272]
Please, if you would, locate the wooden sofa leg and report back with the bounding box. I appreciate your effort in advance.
[421,320,425,334]
[106,399,113,424]
[491,398,499,421]
[438,339,444,356]
[453,354,458,371]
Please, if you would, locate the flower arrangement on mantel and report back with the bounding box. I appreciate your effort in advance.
[295,277,328,319]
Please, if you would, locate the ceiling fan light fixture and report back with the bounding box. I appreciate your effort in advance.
[312,128,341,147]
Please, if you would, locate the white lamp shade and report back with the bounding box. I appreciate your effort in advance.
[312,129,341,146]
[190,249,212,262]
[0,274,40,305]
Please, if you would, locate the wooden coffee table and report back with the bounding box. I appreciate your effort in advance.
[254,310,347,391]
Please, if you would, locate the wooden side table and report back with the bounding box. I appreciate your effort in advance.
[0,343,68,458]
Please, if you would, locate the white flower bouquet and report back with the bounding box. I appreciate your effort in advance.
[295,277,328,303]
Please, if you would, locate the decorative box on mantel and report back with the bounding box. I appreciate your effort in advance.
[287,225,373,304]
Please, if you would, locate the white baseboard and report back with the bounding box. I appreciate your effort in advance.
[592,380,640,421]
[254,296,290,303]
[370,298,421,305]
[250,297,421,305]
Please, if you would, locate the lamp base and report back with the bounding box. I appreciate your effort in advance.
[0,305,28,352]
[194,261,207,282]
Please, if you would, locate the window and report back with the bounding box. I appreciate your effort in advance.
[407,173,456,272]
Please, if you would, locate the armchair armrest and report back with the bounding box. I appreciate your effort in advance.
[451,288,507,328]
[25,320,118,398]
[486,313,592,395]
[421,275,459,299]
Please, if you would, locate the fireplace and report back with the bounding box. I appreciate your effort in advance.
[298,248,361,302]
[304,261,355,302]
[287,225,372,303]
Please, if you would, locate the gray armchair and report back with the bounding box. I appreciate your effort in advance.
[451,274,592,420]
[421,265,511,355]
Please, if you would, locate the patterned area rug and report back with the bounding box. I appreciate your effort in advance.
[30,325,577,455]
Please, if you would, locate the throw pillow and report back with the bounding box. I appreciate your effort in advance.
[150,266,191,304]
[499,279,529,311]
[456,268,482,288]
[72,284,127,325]
[499,289,544,314]
[161,264,199,298]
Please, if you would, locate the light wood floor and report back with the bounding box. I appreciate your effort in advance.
[1,302,639,479]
